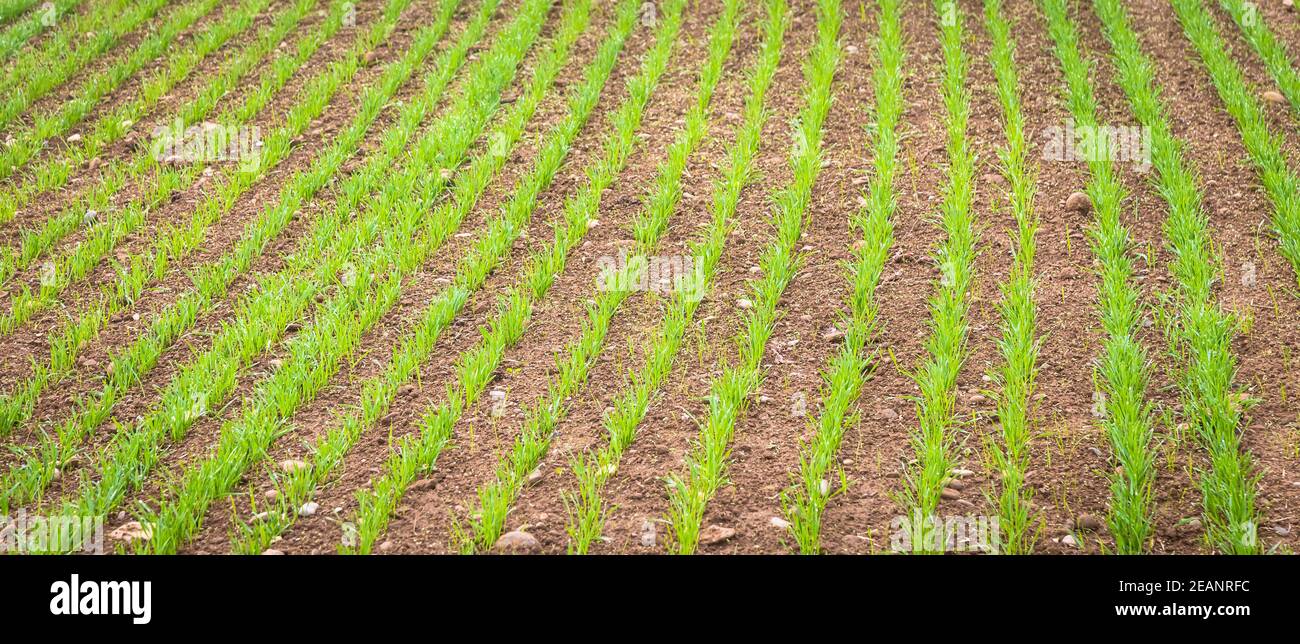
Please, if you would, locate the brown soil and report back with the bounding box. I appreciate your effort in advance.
[3,0,1298,556]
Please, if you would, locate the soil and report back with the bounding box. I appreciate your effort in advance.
[2,0,1298,555]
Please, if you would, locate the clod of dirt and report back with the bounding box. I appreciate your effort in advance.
[362,51,377,66]
[940,487,961,500]
[950,468,975,478]
[1065,191,1092,213]
[397,384,415,397]
[109,521,152,542]
[1074,514,1103,532]
[945,478,968,491]
[493,530,540,554]
[822,327,845,343]
[640,519,657,547]
[875,407,898,421]
[264,489,279,501]
[1262,90,1286,105]
[699,525,736,545]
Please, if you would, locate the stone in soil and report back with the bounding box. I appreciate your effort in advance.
[493,530,540,554]
[699,525,736,545]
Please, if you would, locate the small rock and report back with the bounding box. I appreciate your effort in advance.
[262,549,285,555]
[1272,525,1290,536]
[397,384,415,397]
[769,517,791,530]
[945,479,967,491]
[1061,534,1079,548]
[526,468,545,486]
[109,521,152,542]
[1074,514,1103,532]
[1263,90,1286,105]
[822,327,845,343]
[790,391,807,417]
[699,524,736,545]
[1087,446,1104,458]
[736,298,753,309]
[298,502,320,517]
[378,540,393,553]
[951,468,975,478]
[264,489,279,501]
[493,530,540,553]
[362,51,377,65]
[67,133,81,143]
[940,487,961,500]
[278,459,309,474]
[1065,191,1092,213]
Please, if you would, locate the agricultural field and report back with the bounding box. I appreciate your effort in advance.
[1,0,1299,556]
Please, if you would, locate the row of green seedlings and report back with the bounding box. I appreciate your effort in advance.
[0,0,46,24]
[565,0,787,555]
[461,0,743,554]
[1038,0,1157,554]
[0,0,215,173]
[343,0,689,555]
[980,0,1041,555]
[132,0,562,554]
[1094,0,1260,554]
[0,0,171,132]
[0,0,463,514]
[231,0,634,555]
[0,0,302,212]
[0,0,394,439]
[0,0,331,229]
[0,0,87,59]
[664,0,842,555]
[1172,0,1300,288]
[1219,0,1300,121]
[0,0,379,309]
[0,0,132,96]
[0,0,356,435]
[780,0,896,555]
[896,0,978,554]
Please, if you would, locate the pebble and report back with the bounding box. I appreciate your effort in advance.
[950,468,975,478]
[822,327,845,343]
[378,540,393,553]
[362,51,377,65]
[298,502,320,517]
[1273,526,1290,536]
[737,298,753,309]
[278,459,309,473]
[699,524,736,545]
[1263,90,1286,105]
[67,133,81,143]
[940,487,961,500]
[790,392,807,417]
[526,467,545,486]
[769,517,791,530]
[493,530,540,554]
[264,489,279,501]
[1061,534,1079,548]
[109,521,152,542]
[1065,191,1092,213]
[397,384,415,397]
[1087,446,1103,458]
[945,479,967,491]
[262,549,285,555]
